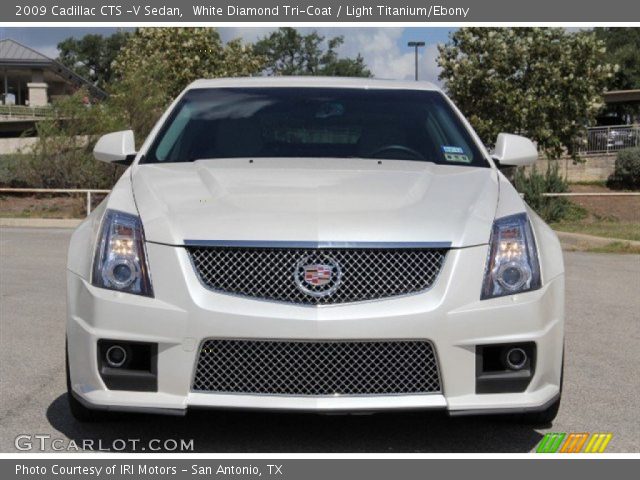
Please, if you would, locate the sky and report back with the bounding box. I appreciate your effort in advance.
[0,27,456,84]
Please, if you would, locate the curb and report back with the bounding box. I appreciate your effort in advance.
[555,231,640,249]
[0,218,82,228]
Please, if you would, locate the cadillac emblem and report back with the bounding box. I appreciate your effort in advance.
[294,255,342,298]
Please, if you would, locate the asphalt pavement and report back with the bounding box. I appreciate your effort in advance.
[0,227,638,453]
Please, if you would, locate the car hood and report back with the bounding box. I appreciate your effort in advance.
[131,158,499,247]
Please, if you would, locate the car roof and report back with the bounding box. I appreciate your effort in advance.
[187,76,442,92]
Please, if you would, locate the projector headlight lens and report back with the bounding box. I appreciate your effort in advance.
[481,213,540,300]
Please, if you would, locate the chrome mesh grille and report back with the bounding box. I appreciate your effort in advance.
[192,339,441,395]
[187,246,447,305]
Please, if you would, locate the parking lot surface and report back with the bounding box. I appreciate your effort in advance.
[0,227,638,452]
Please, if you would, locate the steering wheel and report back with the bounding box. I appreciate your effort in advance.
[366,144,424,160]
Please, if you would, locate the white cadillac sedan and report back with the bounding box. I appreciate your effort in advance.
[66,77,564,424]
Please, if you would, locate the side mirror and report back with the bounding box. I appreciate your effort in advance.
[93,130,136,165]
[492,133,538,167]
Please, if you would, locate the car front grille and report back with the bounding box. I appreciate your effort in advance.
[192,339,441,396]
[186,245,447,305]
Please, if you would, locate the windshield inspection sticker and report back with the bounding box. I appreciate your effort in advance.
[441,145,471,163]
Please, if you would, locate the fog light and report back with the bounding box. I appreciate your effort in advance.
[105,345,128,368]
[504,347,528,370]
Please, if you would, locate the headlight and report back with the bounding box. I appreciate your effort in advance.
[92,209,153,297]
[481,213,541,300]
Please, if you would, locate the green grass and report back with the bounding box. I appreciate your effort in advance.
[0,207,67,219]
[563,202,589,222]
[587,242,640,254]
[551,221,640,242]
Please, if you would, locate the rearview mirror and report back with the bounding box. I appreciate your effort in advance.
[492,133,538,167]
[93,130,136,165]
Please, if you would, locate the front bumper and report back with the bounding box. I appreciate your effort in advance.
[66,243,564,416]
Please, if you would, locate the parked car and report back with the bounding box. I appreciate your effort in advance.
[586,125,639,153]
[66,77,564,424]
[606,128,638,150]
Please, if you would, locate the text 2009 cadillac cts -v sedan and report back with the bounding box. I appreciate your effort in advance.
[66,77,564,424]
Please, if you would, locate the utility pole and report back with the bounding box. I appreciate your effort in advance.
[407,41,426,81]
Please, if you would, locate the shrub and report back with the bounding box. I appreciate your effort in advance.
[607,147,640,190]
[514,162,578,223]
[0,154,27,187]
[17,91,126,189]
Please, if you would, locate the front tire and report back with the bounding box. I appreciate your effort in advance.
[520,349,564,426]
[519,394,561,426]
[66,340,108,422]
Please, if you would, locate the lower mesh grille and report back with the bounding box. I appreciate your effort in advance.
[192,339,441,396]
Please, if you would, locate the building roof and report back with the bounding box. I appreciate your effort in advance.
[0,39,107,100]
[188,76,442,91]
[0,39,51,63]
[603,89,640,104]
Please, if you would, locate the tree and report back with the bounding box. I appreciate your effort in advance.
[112,28,264,101]
[57,32,130,89]
[254,28,371,77]
[595,28,640,120]
[438,28,614,159]
[595,28,640,91]
[108,64,168,145]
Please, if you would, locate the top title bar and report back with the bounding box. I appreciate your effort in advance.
[3,0,640,23]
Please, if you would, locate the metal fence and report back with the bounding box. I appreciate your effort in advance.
[577,124,640,155]
[0,104,53,119]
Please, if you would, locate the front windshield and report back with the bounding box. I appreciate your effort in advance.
[144,87,488,167]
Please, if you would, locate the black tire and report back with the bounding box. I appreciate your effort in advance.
[66,340,108,422]
[519,350,564,426]
[519,394,561,426]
